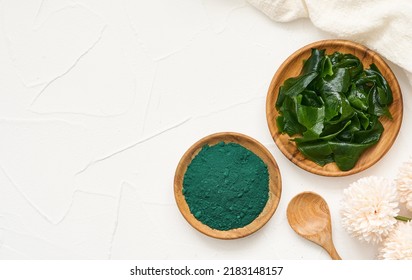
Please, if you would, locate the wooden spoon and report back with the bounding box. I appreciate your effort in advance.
[287,192,341,260]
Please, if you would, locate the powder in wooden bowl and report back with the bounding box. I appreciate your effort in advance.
[183,141,269,231]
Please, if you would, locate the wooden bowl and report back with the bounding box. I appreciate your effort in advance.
[266,40,403,176]
[174,132,282,239]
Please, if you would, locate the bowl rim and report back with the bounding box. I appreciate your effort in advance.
[174,132,282,239]
[266,39,403,176]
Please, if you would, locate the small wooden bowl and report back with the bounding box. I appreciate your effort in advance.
[174,132,282,239]
[266,40,403,176]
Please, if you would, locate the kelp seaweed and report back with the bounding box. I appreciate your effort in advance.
[276,49,392,171]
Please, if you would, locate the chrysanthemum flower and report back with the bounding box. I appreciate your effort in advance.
[379,221,412,260]
[396,159,412,212]
[341,176,400,244]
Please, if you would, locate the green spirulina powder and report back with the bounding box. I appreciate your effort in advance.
[183,141,269,231]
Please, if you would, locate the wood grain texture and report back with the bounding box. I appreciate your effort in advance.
[287,192,341,260]
[174,132,282,239]
[266,39,403,176]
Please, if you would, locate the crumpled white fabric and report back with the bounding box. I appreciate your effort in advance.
[247,0,412,83]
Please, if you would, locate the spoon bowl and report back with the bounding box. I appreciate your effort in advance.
[287,192,341,260]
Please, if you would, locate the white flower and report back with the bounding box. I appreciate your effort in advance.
[396,159,412,212]
[379,221,412,260]
[341,176,399,244]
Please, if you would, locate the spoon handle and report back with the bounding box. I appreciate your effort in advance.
[327,244,342,260]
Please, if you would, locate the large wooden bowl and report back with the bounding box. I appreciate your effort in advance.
[266,40,403,176]
[174,132,282,239]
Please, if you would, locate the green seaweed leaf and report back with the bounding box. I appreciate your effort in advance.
[301,48,325,75]
[317,68,351,93]
[348,83,369,111]
[276,71,318,109]
[329,141,374,171]
[296,140,334,166]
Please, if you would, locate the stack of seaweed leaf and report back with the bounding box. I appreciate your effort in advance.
[276,49,393,171]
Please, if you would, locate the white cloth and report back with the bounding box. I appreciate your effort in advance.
[248,0,412,83]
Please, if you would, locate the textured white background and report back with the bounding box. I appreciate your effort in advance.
[0,0,411,260]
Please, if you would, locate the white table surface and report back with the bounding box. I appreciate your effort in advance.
[0,0,411,260]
